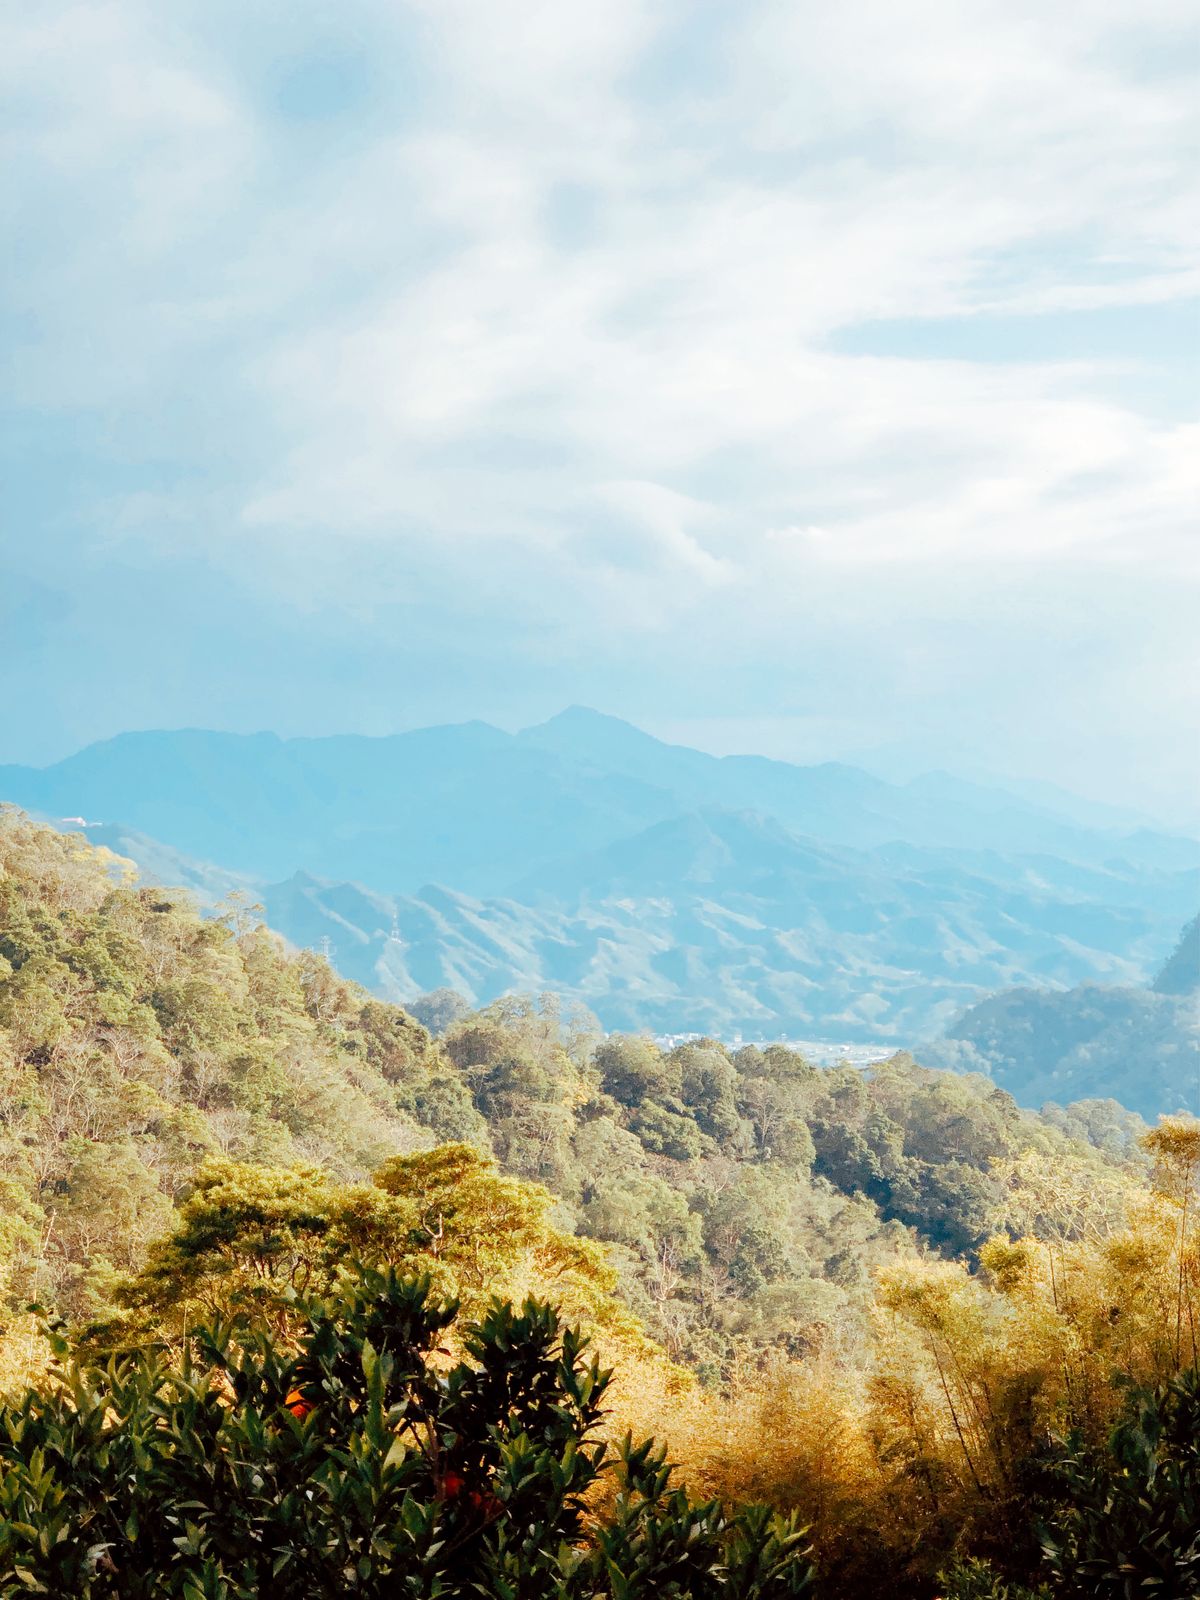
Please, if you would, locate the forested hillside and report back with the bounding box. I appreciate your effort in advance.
[16,811,1200,1596]
[926,914,1200,1117]
[0,808,1138,1368]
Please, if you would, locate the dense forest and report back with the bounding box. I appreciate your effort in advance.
[4,809,1200,1596]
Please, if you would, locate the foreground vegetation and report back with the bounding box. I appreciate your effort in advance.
[4,810,1200,1595]
[0,1267,813,1597]
[8,1258,1200,1598]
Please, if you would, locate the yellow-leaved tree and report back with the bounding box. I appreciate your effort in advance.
[115,1142,644,1354]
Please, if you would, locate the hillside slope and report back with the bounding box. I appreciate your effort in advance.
[925,915,1200,1116]
[0,810,440,1321]
[0,811,1141,1368]
[243,813,1197,1042]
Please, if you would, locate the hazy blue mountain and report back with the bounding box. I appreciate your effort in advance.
[521,710,1200,867]
[938,770,1172,836]
[237,809,1190,1042]
[1154,912,1200,996]
[1,720,675,892]
[4,710,1196,893]
[4,711,1196,1044]
[923,917,1200,1118]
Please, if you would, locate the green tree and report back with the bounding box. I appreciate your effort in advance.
[1042,1369,1200,1596]
[596,1034,681,1109]
[0,1267,815,1598]
[116,1144,646,1358]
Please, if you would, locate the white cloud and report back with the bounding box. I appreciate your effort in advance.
[1,0,1197,811]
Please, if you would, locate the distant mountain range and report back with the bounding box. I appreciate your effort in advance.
[3,708,1197,1047]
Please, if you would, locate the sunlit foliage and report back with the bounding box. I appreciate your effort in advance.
[5,811,1198,1596]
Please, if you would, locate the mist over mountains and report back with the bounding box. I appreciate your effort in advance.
[2,707,1196,1054]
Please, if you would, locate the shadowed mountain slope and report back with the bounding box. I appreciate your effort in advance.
[923,917,1199,1116]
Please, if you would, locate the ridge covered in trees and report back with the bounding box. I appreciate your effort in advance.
[6,811,1200,1595]
[0,808,1138,1368]
[924,913,1200,1117]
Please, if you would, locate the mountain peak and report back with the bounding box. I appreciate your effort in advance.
[517,706,668,760]
[522,705,644,736]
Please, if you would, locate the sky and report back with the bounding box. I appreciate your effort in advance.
[2,0,1198,823]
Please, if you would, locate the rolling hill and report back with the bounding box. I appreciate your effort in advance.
[923,914,1200,1116]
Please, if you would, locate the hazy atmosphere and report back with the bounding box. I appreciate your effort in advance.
[3,8,1200,1597]
[4,1,1198,820]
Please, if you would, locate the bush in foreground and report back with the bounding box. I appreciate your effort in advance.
[0,1266,814,1598]
[936,1367,1200,1599]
